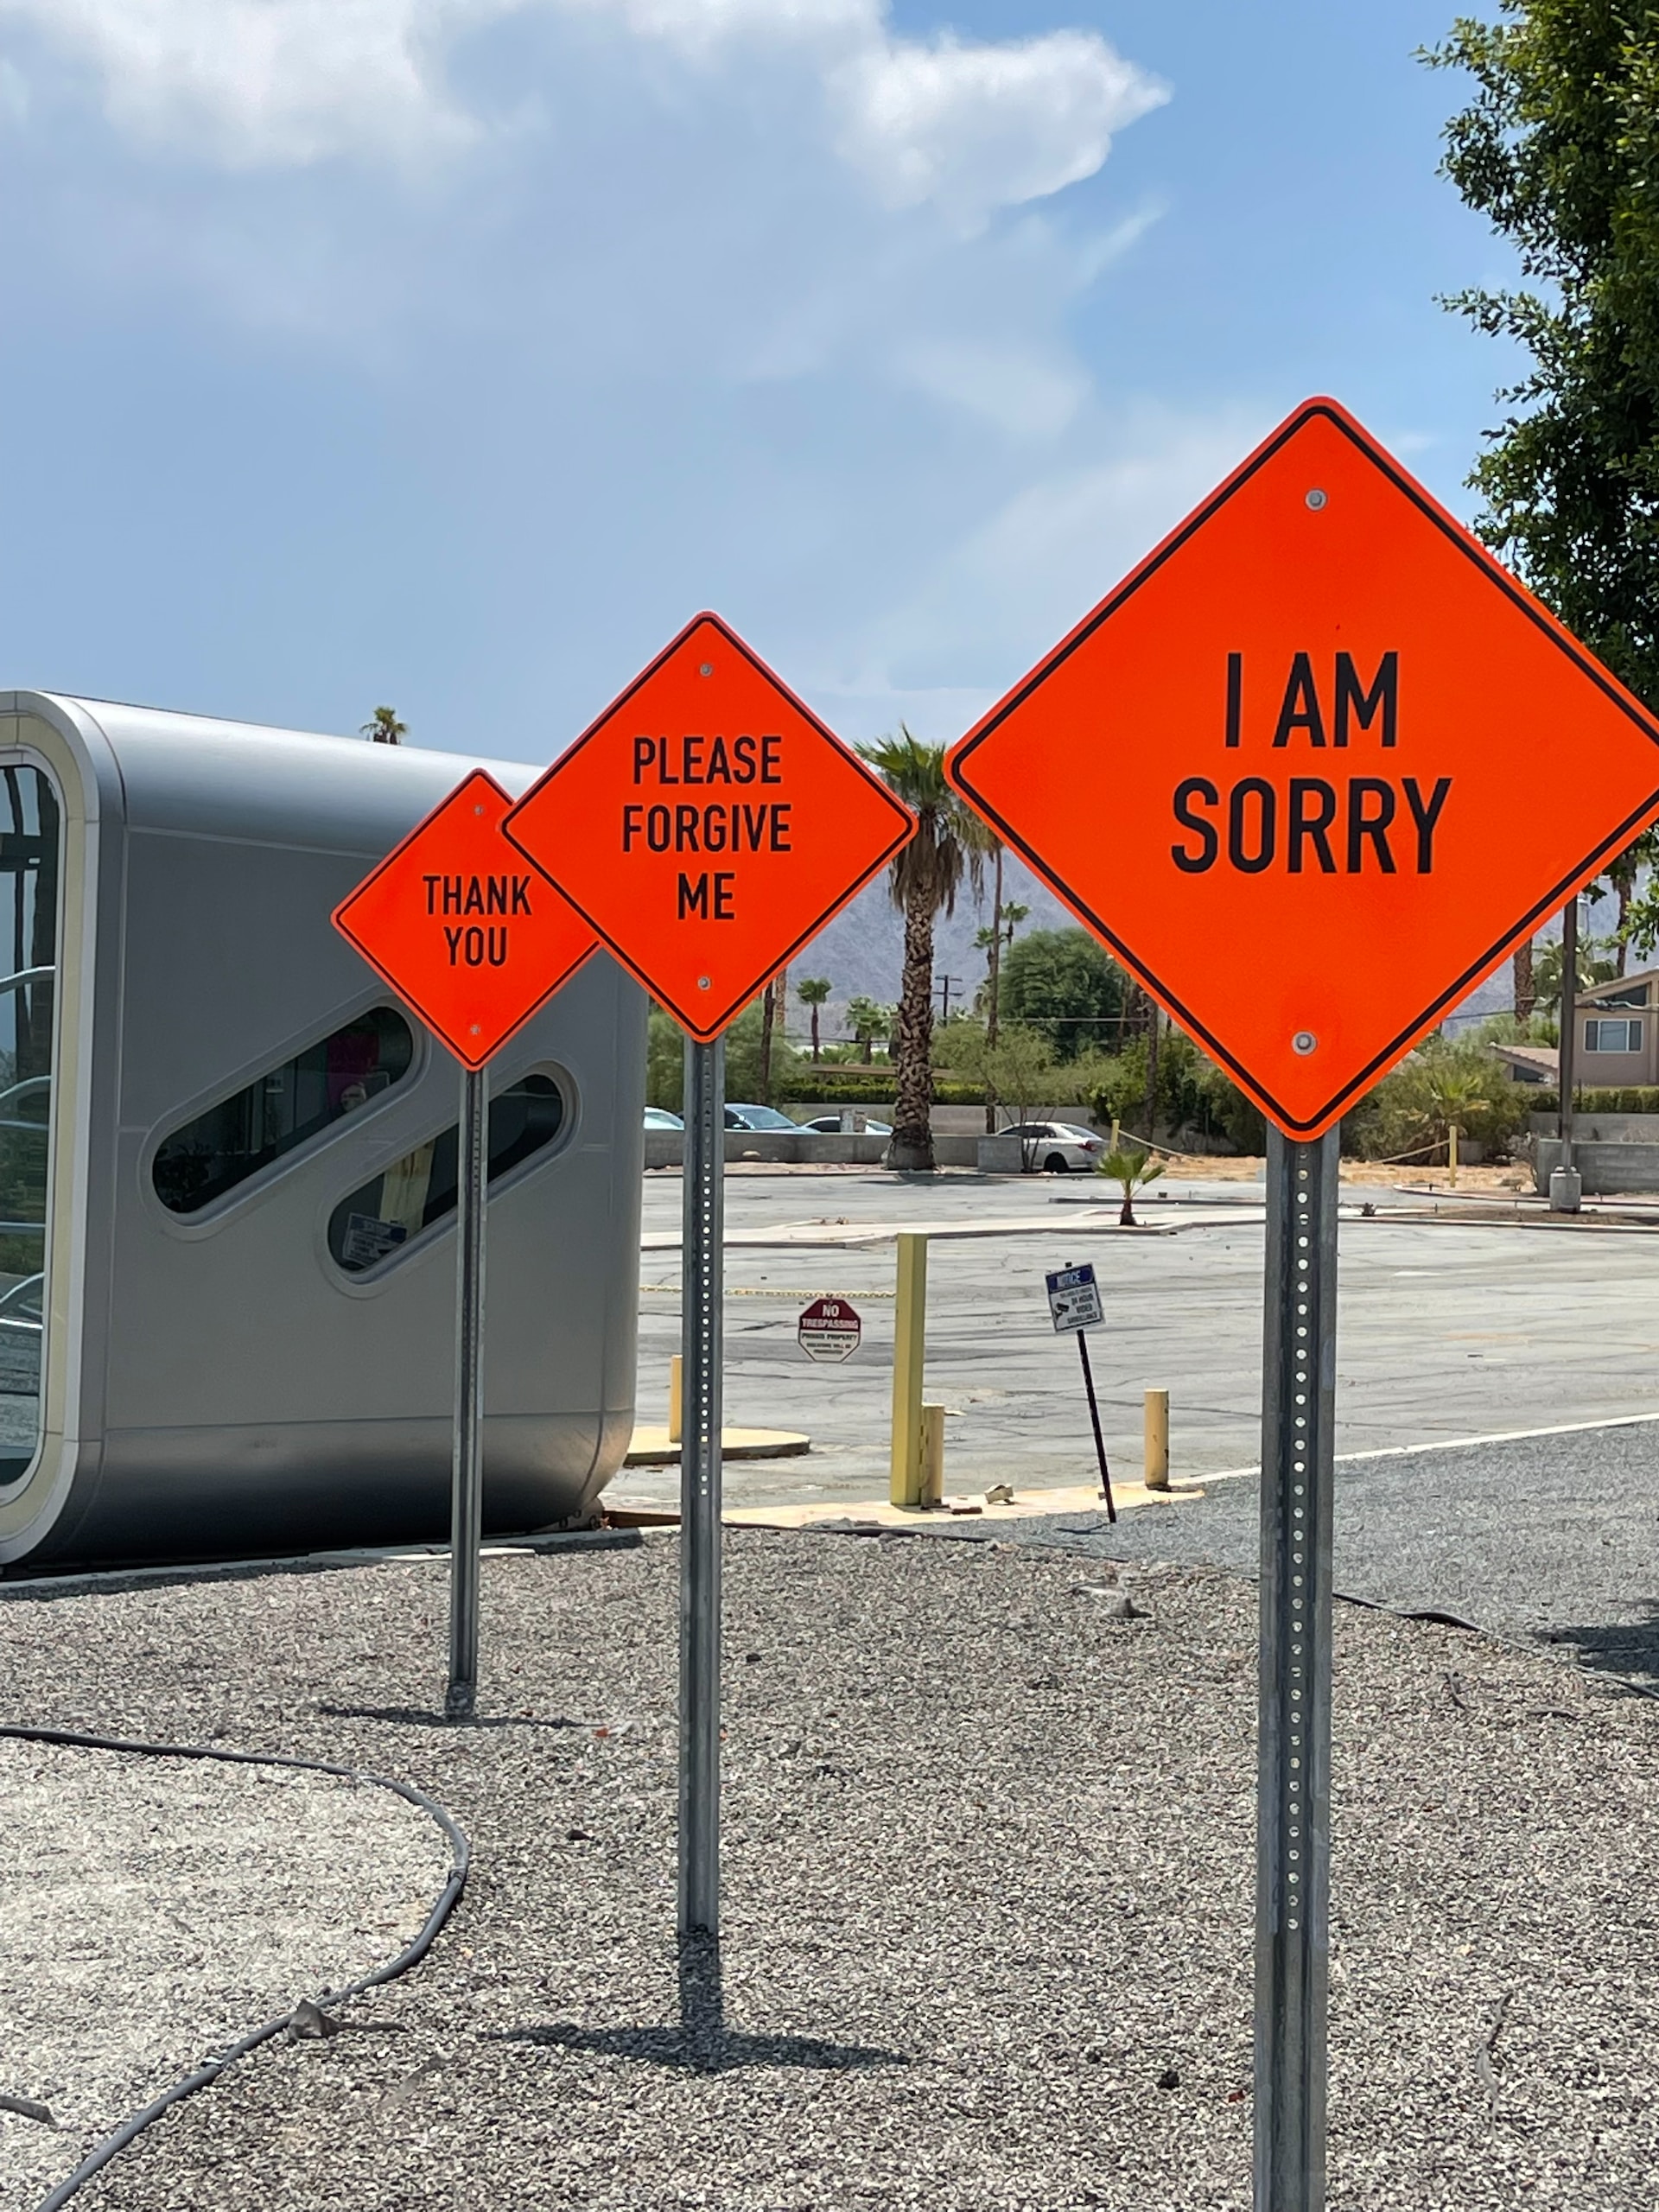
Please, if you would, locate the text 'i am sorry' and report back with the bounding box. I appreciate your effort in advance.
[1170,652,1452,876]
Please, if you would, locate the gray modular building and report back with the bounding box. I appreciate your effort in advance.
[0,692,645,1567]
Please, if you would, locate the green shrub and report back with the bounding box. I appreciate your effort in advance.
[1526,1086,1659,1115]
[775,1073,987,1106]
[1341,1040,1532,1161]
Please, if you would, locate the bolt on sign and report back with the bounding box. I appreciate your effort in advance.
[502,612,916,1039]
[333,769,598,1070]
[946,397,1659,1138]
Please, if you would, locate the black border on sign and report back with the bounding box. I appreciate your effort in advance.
[502,611,918,1043]
[946,397,1659,1135]
[334,767,597,1072]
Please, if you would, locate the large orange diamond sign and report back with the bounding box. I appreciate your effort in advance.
[334,769,597,1071]
[504,613,915,1040]
[947,397,1659,1138]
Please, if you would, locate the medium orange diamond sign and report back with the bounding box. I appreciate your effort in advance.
[334,768,597,1070]
[504,613,915,1040]
[947,397,1659,1138]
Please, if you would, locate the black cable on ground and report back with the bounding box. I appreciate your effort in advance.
[0,1720,470,2212]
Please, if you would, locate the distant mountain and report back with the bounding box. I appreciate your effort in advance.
[781,852,1075,1046]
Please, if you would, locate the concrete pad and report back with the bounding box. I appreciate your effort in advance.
[623,1424,810,1467]
[606,1476,1208,1530]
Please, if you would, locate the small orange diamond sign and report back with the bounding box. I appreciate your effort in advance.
[334,769,597,1070]
[504,613,915,1040]
[947,398,1659,1138]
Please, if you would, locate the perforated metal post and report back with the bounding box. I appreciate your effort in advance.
[1255,1127,1338,2211]
[446,1063,487,1721]
[679,1034,725,1937]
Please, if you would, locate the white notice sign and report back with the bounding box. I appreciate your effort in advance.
[1046,1263,1103,1333]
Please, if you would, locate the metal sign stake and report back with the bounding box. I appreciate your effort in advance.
[445,1062,488,1721]
[1075,1332,1116,1520]
[679,1032,725,1938]
[1255,1127,1338,2209]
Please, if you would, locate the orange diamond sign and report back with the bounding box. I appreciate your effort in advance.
[504,613,915,1040]
[947,397,1659,1138]
[334,769,597,1070]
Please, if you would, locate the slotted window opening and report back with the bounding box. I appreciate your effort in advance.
[0,764,59,1490]
[328,1071,567,1274]
[152,1007,416,1216]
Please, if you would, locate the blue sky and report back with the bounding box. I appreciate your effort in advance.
[0,2,1525,763]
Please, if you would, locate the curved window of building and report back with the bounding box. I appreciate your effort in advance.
[328,1071,567,1274]
[153,1007,416,1216]
[0,765,60,1490]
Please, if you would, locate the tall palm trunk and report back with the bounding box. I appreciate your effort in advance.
[1513,937,1535,1023]
[759,981,776,1103]
[888,892,936,1170]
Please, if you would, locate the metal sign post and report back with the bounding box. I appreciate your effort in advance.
[679,1033,725,1938]
[1045,1262,1116,1517]
[1255,1127,1338,2209]
[332,767,598,1724]
[445,1063,488,1721]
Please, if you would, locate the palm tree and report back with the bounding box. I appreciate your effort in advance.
[797,976,831,1062]
[362,706,407,745]
[844,995,893,1065]
[860,728,989,1170]
[1096,1147,1166,1226]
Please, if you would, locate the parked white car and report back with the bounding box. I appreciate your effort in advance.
[1003,1121,1103,1173]
[799,1114,893,1135]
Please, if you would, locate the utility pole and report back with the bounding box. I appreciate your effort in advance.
[1551,895,1581,1211]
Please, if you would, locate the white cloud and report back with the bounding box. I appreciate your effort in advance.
[870,408,1269,690]
[0,0,1166,221]
[0,0,493,164]
[830,29,1166,228]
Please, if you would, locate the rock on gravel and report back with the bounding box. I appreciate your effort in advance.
[0,1533,1655,2210]
[0,1737,453,2210]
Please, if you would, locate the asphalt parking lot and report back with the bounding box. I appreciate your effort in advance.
[622,1168,1659,1514]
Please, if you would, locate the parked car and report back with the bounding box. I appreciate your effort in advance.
[1003,1121,1103,1173]
[723,1103,804,1132]
[799,1114,893,1135]
[644,1106,684,1130]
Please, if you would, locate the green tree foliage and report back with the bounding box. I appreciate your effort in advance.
[362,706,407,744]
[645,1001,799,1111]
[1426,7,1659,706]
[842,995,894,1062]
[996,927,1128,1060]
[1532,928,1618,1012]
[1341,1038,1530,1161]
[1083,1029,1265,1154]
[796,975,832,1060]
[1095,1148,1166,1226]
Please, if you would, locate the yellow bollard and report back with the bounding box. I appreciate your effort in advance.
[890,1232,929,1506]
[668,1352,683,1446]
[919,1404,945,1507]
[1448,1122,1459,1188]
[1109,1116,1121,1155]
[1144,1387,1170,1490]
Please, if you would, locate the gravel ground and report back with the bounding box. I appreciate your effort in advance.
[0,1732,453,2211]
[968,1419,1659,1688]
[2,1532,1656,2210]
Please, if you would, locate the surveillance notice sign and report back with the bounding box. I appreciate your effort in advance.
[798,1297,861,1363]
[1046,1263,1103,1333]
